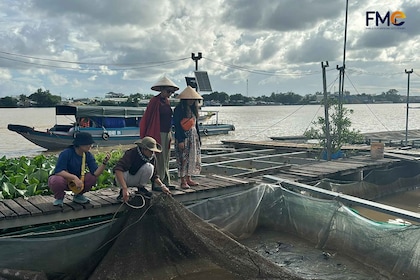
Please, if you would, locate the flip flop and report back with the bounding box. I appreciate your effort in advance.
[181,183,190,189]
[187,181,199,186]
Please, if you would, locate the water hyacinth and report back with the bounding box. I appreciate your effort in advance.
[0,150,122,200]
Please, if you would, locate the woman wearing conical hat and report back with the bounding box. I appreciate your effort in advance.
[173,86,203,189]
[140,76,178,190]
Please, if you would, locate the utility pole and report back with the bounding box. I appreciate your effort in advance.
[405,69,414,146]
[322,61,331,160]
[191,52,202,71]
[335,0,349,151]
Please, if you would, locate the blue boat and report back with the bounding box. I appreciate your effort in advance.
[8,105,235,150]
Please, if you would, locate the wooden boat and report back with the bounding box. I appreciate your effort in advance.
[8,105,235,150]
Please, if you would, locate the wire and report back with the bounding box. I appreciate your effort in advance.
[0,49,414,80]
[0,50,189,66]
[203,56,324,77]
[243,104,307,140]
[0,51,190,71]
[344,71,391,131]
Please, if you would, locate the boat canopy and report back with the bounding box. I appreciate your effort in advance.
[55,105,145,118]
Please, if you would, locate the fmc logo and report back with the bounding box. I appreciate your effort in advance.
[366,11,406,28]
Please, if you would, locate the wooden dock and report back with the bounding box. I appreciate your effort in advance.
[2,139,419,231]
[271,129,420,147]
[0,174,251,231]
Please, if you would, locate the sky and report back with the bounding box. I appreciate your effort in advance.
[0,0,419,99]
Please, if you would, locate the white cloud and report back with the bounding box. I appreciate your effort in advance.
[0,0,419,98]
[0,68,12,82]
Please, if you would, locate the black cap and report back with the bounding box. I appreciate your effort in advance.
[73,132,95,146]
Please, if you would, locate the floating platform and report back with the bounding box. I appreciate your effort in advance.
[2,139,419,232]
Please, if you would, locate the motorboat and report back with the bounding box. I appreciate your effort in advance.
[8,105,235,150]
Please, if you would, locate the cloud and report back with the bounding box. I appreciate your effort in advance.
[0,0,419,98]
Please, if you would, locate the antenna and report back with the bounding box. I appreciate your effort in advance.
[405,69,414,146]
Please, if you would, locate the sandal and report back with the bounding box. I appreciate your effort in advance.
[180,183,190,189]
[186,180,199,186]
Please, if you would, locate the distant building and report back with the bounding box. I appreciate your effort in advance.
[105,92,125,98]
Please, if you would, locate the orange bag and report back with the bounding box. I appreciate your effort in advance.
[180,118,195,131]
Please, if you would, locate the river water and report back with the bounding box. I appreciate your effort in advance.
[1,104,419,279]
[3,103,420,158]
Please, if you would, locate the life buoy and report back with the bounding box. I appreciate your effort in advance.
[102,132,109,140]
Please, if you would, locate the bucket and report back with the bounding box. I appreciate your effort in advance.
[371,142,384,159]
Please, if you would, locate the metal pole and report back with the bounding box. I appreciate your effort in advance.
[405,69,413,146]
[322,61,331,160]
[191,52,202,71]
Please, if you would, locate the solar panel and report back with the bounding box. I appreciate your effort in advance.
[194,71,212,92]
[185,77,197,89]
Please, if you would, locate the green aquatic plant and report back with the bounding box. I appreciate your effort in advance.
[0,150,123,200]
[304,102,364,158]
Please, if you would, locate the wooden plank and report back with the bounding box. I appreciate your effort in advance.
[82,193,105,209]
[94,188,121,204]
[26,195,64,214]
[197,177,226,189]
[210,174,249,186]
[14,197,43,216]
[0,201,15,219]
[2,199,30,218]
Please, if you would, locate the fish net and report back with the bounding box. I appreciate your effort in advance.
[90,194,302,279]
[186,182,420,280]
[315,161,420,199]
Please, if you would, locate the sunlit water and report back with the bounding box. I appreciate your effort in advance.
[2,103,420,158]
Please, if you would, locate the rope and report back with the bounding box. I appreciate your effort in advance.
[124,192,146,209]
[95,195,159,252]
[243,104,307,140]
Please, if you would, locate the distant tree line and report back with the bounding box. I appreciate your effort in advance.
[0,88,409,108]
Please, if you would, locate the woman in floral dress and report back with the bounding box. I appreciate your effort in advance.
[173,86,203,189]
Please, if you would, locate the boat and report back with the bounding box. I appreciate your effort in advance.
[8,105,236,150]
[198,109,235,136]
[0,214,127,279]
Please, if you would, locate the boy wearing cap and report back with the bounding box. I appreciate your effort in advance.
[140,76,179,190]
[48,132,110,207]
[114,136,171,202]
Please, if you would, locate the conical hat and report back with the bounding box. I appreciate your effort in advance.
[177,86,203,100]
[151,76,179,91]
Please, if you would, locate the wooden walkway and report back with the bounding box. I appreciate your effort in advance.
[219,140,402,183]
[1,139,418,231]
[270,129,420,147]
[0,174,251,230]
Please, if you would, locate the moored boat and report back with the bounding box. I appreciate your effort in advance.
[198,109,235,136]
[8,105,235,150]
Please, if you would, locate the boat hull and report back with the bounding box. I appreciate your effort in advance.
[8,124,139,150]
[8,123,235,151]
[200,123,235,136]
[0,218,125,278]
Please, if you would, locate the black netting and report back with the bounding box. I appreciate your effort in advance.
[90,194,301,280]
